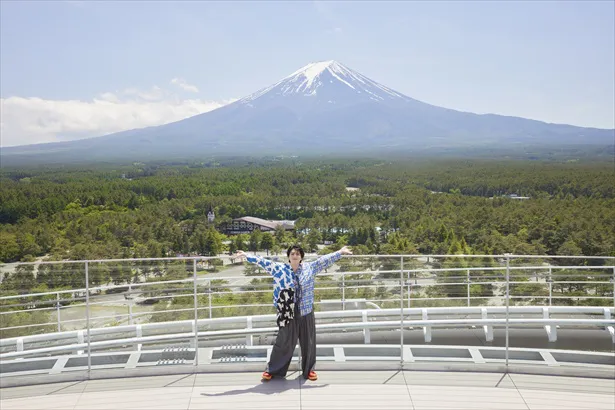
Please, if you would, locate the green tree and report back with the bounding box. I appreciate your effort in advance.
[261,232,275,255]
[0,232,20,262]
[249,229,262,252]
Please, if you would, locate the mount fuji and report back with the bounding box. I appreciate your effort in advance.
[3,60,614,163]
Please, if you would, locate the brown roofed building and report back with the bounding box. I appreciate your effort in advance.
[222,216,295,235]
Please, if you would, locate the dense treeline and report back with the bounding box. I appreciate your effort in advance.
[1,158,614,267]
[1,158,614,335]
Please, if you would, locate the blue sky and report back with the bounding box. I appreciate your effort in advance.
[1,0,613,147]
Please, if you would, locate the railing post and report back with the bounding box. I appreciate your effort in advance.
[505,254,510,369]
[548,267,553,306]
[467,269,471,307]
[193,259,199,367]
[342,272,345,311]
[208,279,212,319]
[407,271,411,309]
[128,284,133,325]
[400,256,404,367]
[85,261,91,378]
[612,267,615,310]
[56,292,61,332]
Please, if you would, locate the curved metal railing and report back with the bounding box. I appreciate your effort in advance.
[1,305,613,359]
[1,254,613,385]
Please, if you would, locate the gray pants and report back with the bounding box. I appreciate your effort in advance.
[266,307,316,379]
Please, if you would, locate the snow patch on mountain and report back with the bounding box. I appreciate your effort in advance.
[239,60,412,104]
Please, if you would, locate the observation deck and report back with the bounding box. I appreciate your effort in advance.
[1,254,614,408]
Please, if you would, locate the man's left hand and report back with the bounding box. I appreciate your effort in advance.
[339,246,353,255]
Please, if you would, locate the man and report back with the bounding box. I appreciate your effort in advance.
[235,245,352,381]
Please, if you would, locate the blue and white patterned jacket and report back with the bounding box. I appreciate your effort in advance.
[246,251,342,317]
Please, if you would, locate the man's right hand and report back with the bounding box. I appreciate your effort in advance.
[234,250,247,261]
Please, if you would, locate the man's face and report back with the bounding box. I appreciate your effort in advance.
[289,249,302,262]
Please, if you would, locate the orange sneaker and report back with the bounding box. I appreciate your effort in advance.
[261,371,272,381]
[308,370,318,381]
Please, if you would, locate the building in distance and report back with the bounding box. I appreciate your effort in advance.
[222,216,295,235]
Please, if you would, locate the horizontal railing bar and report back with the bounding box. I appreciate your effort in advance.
[1,266,612,301]
[2,306,611,346]
[1,254,612,267]
[2,317,613,360]
[3,278,612,305]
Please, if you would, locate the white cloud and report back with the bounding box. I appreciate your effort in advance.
[0,85,236,147]
[170,78,199,93]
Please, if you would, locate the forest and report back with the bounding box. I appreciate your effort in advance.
[1,157,613,265]
[1,157,614,336]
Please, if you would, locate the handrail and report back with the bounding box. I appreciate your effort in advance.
[1,316,613,360]
[2,306,613,358]
[1,253,613,383]
[3,253,612,267]
[1,266,612,301]
[1,264,612,302]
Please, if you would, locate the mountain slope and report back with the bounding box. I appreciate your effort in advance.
[3,60,613,163]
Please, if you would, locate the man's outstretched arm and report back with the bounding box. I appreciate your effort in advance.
[309,246,353,276]
[234,250,275,274]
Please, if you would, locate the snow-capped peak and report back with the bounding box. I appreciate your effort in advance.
[287,60,338,84]
[239,60,410,104]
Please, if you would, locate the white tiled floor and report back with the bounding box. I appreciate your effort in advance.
[1,371,613,410]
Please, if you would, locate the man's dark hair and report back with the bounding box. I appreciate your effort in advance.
[287,245,305,260]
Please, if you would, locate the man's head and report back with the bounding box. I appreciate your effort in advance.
[287,245,305,263]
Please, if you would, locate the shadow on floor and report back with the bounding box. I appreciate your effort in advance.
[200,375,328,396]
